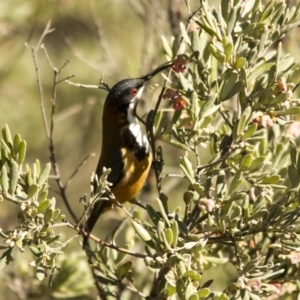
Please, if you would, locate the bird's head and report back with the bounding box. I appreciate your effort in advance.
[106,61,172,108]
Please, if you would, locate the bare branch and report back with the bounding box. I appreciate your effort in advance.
[64,221,148,259]
[65,80,108,90]
[65,153,96,188]
[30,21,55,139]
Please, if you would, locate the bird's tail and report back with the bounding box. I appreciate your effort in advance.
[83,199,111,248]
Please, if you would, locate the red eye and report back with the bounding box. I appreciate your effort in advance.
[131,88,138,95]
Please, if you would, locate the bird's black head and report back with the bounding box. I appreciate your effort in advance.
[106,61,172,108]
[107,78,145,107]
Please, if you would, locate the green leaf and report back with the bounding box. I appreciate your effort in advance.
[198,20,217,38]
[235,57,246,69]
[44,208,54,223]
[9,161,18,194]
[191,30,201,54]
[234,106,251,140]
[276,107,300,115]
[116,243,131,264]
[171,221,179,247]
[219,72,239,101]
[183,270,201,281]
[227,6,237,35]
[221,0,230,22]
[161,230,172,250]
[288,164,298,187]
[248,156,266,172]
[209,44,225,63]
[164,228,173,246]
[179,72,192,91]
[242,123,258,140]
[276,42,282,78]
[258,25,269,56]
[228,171,243,195]
[156,197,171,227]
[180,22,191,46]
[249,62,274,81]
[37,163,51,186]
[37,190,47,203]
[1,166,9,193]
[184,241,200,250]
[198,287,211,298]
[2,124,13,147]
[224,42,233,62]
[29,246,41,256]
[38,200,51,213]
[13,134,21,154]
[176,278,186,300]
[18,141,26,165]
[0,256,6,271]
[117,261,132,280]
[190,91,200,121]
[186,281,197,300]
[153,110,163,130]
[161,35,173,58]
[27,184,39,199]
[241,154,253,169]
[160,134,190,151]
[36,266,46,281]
[146,204,161,225]
[199,93,218,119]
[180,156,195,184]
[261,175,281,184]
[132,221,152,242]
[199,115,214,129]
[166,285,176,296]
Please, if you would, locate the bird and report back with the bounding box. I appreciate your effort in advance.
[83,62,172,246]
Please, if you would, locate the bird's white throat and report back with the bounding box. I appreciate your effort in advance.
[127,89,149,151]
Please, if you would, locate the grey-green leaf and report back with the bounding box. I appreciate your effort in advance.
[9,161,18,194]
[37,163,51,186]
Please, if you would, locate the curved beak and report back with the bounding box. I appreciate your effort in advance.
[141,61,173,82]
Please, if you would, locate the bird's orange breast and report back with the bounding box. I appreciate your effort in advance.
[112,148,152,203]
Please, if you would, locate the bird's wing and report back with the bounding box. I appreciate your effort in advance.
[96,147,124,188]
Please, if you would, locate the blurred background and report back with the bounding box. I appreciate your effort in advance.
[1,0,300,298]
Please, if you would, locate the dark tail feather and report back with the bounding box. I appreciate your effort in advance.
[82,200,110,249]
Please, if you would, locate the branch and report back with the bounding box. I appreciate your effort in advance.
[29,20,54,138]
[43,46,79,224]
[65,80,109,91]
[64,153,95,188]
[63,221,148,259]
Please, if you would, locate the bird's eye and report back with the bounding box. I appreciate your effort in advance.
[131,88,138,95]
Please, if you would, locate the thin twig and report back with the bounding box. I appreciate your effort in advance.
[65,80,109,91]
[30,21,54,138]
[161,173,186,179]
[185,0,191,15]
[65,153,95,188]
[62,221,148,258]
[193,141,201,182]
[44,46,79,224]
[30,21,80,228]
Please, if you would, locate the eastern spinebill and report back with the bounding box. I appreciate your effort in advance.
[83,62,172,246]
